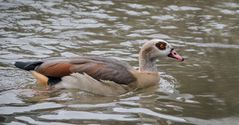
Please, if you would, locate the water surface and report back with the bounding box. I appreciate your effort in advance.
[1,0,239,124]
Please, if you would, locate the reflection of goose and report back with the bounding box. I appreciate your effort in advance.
[14,39,184,96]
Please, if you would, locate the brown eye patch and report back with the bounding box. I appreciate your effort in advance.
[155,42,167,50]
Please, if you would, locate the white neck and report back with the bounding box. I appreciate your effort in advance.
[139,49,158,72]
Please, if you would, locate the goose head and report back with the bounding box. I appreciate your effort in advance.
[139,39,184,71]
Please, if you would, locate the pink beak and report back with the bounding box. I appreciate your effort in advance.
[168,49,184,61]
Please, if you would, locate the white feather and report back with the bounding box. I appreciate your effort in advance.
[54,73,131,96]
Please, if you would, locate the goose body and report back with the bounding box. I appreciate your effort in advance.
[15,39,184,96]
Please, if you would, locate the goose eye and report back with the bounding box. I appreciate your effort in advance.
[156,42,167,50]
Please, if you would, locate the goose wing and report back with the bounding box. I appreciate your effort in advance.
[36,56,136,85]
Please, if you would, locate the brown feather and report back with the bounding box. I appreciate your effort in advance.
[33,56,137,85]
[69,57,136,84]
[36,62,72,77]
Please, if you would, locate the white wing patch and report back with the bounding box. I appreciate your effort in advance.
[54,73,130,96]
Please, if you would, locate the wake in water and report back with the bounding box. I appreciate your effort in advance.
[158,72,179,94]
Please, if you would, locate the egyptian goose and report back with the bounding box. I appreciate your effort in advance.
[14,39,184,96]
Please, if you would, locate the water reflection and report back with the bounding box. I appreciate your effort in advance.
[1,0,239,124]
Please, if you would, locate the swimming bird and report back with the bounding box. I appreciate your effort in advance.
[14,39,184,96]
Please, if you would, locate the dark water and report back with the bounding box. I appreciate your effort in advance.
[1,0,239,124]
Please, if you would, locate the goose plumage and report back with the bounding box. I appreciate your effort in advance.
[15,39,184,96]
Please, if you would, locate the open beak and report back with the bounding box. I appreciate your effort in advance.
[168,49,184,61]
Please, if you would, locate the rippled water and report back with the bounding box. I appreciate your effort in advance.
[1,0,239,124]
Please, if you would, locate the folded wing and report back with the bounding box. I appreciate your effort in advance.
[35,56,136,85]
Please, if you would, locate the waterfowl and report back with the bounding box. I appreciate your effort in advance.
[14,39,184,96]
